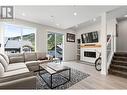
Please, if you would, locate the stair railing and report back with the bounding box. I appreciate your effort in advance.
[107,35,111,59]
[107,35,114,69]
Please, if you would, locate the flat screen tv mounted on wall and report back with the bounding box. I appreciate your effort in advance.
[81,31,98,43]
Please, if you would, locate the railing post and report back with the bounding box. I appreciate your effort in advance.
[101,12,107,75]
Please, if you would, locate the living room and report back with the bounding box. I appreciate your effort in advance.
[0,5,127,90]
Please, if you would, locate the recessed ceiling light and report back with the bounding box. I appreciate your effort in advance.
[51,20,54,22]
[22,13,26,16]
[124,15,127,17]
[73,12,77,16]
[56,24,60,26]
[93,18,96,22]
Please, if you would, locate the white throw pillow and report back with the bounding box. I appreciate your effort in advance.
[0,53,9,64]
[0,63,4,76]
[0,55,8,71]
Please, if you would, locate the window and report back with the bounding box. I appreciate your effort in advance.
[4,24,36,54]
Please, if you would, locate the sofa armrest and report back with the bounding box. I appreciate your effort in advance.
[0,76,37,89]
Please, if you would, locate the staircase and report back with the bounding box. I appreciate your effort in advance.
[109,52,127,78]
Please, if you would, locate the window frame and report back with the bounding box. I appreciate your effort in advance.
[4,23,36,53]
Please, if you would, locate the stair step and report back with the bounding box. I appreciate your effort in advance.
[109,69,127,78]
[112,60,127,66]
[114,52,127,57]
[113,56,127,61]
[110,64,127,72]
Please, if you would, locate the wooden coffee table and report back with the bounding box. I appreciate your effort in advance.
[39,63,71,89]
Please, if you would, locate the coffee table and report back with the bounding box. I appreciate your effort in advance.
[39,63,71,89]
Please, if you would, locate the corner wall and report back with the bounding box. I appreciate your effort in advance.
[76,18,116,68]
[116,19,127,52]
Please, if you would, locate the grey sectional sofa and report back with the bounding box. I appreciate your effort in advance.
[0,52,53,89]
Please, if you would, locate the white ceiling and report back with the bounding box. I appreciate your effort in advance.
[15,6,120,29]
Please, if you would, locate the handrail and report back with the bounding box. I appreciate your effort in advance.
[107,35,112,60]
[106,35,115,69]
[107,36,111,46]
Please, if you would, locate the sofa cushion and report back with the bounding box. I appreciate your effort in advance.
[0,55,8,71]
[1,68,29,78]
[25,61,41,67]
[0,63,4,76]
[24,53,37,62]
[7,63,27,72]
[0,72,34,83]
[27,65,39,72]
[0,76,36,89]
[36,52,47,60]
[0,53,9,64]
[8,53,25,64]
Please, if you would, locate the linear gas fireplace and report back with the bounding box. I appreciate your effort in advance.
[84,51,96,58]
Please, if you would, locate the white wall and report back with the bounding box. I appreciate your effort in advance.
[0,19,76,61]
[116,19,127,52]
[76,18,116,68]
[106,19,117,69]
[76,22,101,63]
[76,22,101,41]
[0,23,4,53]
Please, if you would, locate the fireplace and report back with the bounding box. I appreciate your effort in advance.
[84,51,96,58]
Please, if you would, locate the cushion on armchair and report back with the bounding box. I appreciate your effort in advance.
[8,53,25,64]
[36,52,47,60]
[24,53,37,62]
[7,63,27,72]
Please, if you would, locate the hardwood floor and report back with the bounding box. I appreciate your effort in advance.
[62,61,127,89]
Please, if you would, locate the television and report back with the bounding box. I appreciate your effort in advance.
[81,31,98,43]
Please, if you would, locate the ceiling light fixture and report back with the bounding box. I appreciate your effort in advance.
[73,12,77,16]
[50,15,54,22]
[93,18,96,22]
[22,13,26,16]
[56,24,60,26]
[124,15,127,17]
[51,20,54,22]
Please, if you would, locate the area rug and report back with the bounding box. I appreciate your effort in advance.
[36,67,90,89]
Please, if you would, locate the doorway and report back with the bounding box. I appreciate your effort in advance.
[47,32,63,60]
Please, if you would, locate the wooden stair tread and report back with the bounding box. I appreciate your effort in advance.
[111,64,127,69]
[109,69,127,75]
[113,56,127,59]
[114,52,127,57]
[115,52,127,54]
[112,60,127,63]
[109,52,127,78]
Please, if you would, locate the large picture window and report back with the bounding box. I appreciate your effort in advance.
[4,24,36,54]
